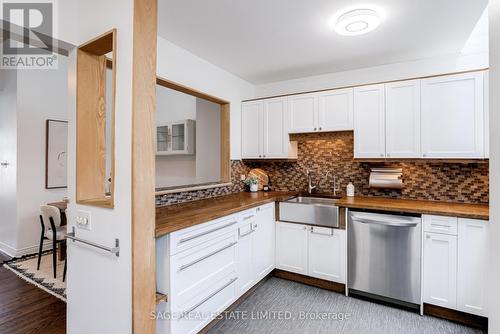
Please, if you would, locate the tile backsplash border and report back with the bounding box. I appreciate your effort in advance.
[156,132,489,207]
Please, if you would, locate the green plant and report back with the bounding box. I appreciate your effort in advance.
[243,176,258,186]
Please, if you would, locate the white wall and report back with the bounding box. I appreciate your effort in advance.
[15,57,68,254]
[195,98,220,184]
[0,68,18,255]
[255,52,489,97]
[60,0,135,333]
[156,37,255,160]
[156,86,197,188]
[488,0,500,332]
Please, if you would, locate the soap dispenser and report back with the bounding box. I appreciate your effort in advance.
[347,182,355,197]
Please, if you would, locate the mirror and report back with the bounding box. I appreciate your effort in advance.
[76,29,116,208]
[155,79,230,192]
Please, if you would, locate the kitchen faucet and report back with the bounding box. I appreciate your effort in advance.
[306,169,331,194]
[306,169,316,194]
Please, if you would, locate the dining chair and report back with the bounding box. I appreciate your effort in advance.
[38,205,67,279]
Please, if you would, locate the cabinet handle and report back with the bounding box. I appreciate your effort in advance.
[263,155,266,158]
[314,128,317,131]
[243,215,255,221]
[259,155,262,158]
[178,241,238,271]
[181,277,238,318]
[310,226,334,236]
[239,229,255,237]
[319,127,322,131]
[179,221,237,244]
[380,154,384,158]
[426,235,431,239]
[423,153,427,157]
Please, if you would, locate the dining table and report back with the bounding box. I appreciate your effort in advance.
[47,201,67,261]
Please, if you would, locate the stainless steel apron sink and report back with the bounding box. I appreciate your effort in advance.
[279,196,339,228]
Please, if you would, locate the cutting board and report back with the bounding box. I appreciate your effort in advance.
[248,168,269,191]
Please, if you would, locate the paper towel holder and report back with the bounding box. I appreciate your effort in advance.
[369,167,403,189]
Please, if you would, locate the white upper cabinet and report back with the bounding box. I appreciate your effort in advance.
[354,84,386,158]
[289,93,317,133]
[457,218,488,316]
[385,80,421,158]
[421,72,485,158]
[263,97,289,158]
[289,89,354,133]
[317,88,354,132]
[242,99,297,159]
[241,101,262,159]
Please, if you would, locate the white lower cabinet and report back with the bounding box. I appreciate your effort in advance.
[156,203,276,334]
[235,203,276,295]
[275,222,309,275]
[308,226,346,283]
[457,218,489,316]
[276,221,346,283]
[423,231,457,309]
[423,215,488,317]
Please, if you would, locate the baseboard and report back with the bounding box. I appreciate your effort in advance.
[273,269,346,294]
[0,240,53,259]
[424,303,488,330]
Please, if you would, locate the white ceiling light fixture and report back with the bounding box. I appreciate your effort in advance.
[334,8,382,36]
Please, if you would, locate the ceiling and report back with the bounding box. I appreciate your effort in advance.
[157,0,488,84]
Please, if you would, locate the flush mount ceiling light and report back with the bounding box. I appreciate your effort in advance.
[334,8,381,36]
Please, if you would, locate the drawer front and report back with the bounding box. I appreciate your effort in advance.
[423,215,458,235]
[171,274,237,334]
[170,232,237,310]
[170,215,239,255]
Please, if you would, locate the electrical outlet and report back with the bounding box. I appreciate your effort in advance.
[76,210,91,230]
[240,174,246,181]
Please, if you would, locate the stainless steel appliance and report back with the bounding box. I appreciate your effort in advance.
[348,211,422,306]
[279,196,339,228]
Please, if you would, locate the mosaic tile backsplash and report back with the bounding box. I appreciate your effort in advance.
[156,131,489,207]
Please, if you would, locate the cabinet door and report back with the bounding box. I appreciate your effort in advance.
[241,101,262,158]
[263,98,289,158]
[421,72,484,158]
[457,218,488,316]
[385,80,421,158]
[289,93,317,133]
[354,84,386,158]
[236,218,256,295]
[308,227,345,283]
[317,88,353,131]
[253,204,276,280]
[423,232,457,309]
[276,222,308,275]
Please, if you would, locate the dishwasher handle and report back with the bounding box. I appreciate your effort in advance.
[351,213,419,227]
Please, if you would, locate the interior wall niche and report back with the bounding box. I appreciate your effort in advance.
[76,29,116,208]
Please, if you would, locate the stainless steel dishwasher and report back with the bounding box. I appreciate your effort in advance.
[348,211,422,306]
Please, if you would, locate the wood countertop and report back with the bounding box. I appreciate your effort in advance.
[156,191,297,237]
[336,196,489,220]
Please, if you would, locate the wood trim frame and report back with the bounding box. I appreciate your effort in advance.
[45,119,69,189]
[76,29,116,209]
[155,76,232,191]
[132,0,157,332]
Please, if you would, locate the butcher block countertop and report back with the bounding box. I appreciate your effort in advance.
[336,196,489,221]
[156,191,296,237]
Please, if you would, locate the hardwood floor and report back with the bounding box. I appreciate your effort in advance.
[0,252,66,334]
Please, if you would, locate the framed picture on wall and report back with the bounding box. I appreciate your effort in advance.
[45,119,68,189]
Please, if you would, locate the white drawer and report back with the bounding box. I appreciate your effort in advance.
[170,231,237,311]
[171,273,237,334]
[170,215,239,255]
[423,215,458,235]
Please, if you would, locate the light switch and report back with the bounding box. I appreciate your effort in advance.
[240,174,246,181]
[76,210,91,230]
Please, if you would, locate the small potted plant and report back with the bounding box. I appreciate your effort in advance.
[244,176,259,192]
